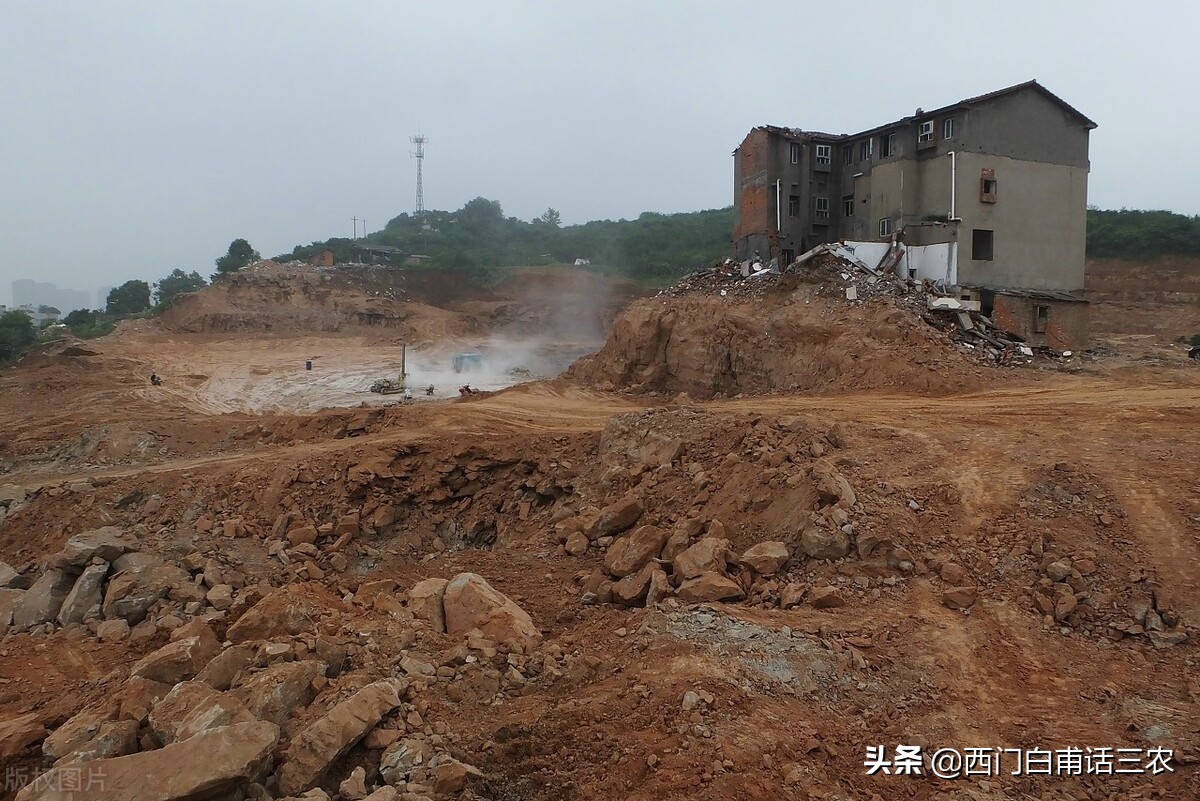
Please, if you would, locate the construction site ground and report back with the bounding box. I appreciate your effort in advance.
[0,261,1197,801]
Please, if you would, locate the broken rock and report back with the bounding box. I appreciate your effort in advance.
[442,572,541,651]
[149,680,256,744]
[131,634,221,685]
[589,496,643,540]
[231,659,326,727]
[810,587,846,609]
[604,525,669,578]
[672,537,732,581]
[942,586,978,610]
[50,527,130,570]
[57,563,109,625]
[11,569,76,632]
[101,562,190,625]
[800,524,851,561]
[407,577,449,633]
[739,541,789,576]
[16,720,279,801]
[276,678,406,797]
[676,572,745,603]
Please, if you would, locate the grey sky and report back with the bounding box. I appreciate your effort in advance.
[2,0,1197,308]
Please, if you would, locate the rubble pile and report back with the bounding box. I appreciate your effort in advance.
[654,243,1062,368]
[0,394,1195,798]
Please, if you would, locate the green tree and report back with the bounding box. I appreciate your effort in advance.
[154,269,207,305]
[0,310,36,361]
[213,238,260,279]
[106,280,151,315]
[536,207,562,227]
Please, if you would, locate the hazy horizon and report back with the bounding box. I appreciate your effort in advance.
[3,0,1199,307]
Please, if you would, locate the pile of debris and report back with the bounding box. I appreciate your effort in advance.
[660,242,1059,367]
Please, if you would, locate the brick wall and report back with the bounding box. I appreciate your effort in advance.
[992,294,1089,351]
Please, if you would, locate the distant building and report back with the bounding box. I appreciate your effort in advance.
[732,79,1095,349]
[309,249,336,267]
[11,279,90,315]
[0,304,60,326]
[353,244,404,265]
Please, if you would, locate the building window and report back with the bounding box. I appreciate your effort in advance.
[815,197,830,219]
[790,143,801,164]
[1033,304,1049,334]
[859,140,872,162]
[843,147,854,165]
[878,218,892,237]
[881,132,896,158]
[842,195,854,217]
[781,249,795,265]
[972,229,994,260]
[943,117,954,140]
[788,195,800,217]
[815,144,831,165]
[918,120,935,144]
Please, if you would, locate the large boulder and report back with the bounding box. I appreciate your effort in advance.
[0,712,46,762]
[231,660,326,727]
[739,542,790,576]
[16,720,279,801]
[671,538,732,581]
[604,525,669,578]
[197,644,257,691]
[275,679,406,797]
[676,572,745,603]
[442,573,541,651]
[131,635,221,685]
[49,527,131,570]
[800,524,851,561]
[101,562,190,624]
[379,737,433,784]
[611,563,656,607]
[0,588,23,634]
[11,569,76,631]
[54,720,139,767]
[58,563,109,625]
[42,709,113,763]
[588,496,643,540]
[812,463,857,508]
[0,561,24,589]
[149,681,256,744]
[407,578,449,633]
[225,585,342,644]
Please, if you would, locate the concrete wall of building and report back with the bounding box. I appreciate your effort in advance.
[953,151,1088,291]
[992,295,1088,351]
[958,89,1091,168]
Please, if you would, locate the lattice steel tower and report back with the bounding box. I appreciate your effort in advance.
[410,135,427,215]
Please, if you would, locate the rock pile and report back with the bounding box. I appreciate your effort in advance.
[8,571,541,800]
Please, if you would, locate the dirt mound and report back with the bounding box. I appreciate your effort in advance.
[158,261,481,339]
[1086,256,1200,337]
[567,280,983,397]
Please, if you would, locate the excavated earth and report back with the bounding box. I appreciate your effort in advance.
[0,262,1198,801]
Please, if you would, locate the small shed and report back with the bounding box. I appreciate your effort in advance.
[963,286,1088,351]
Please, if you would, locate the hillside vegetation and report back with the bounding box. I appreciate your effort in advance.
[276,202,1200,285]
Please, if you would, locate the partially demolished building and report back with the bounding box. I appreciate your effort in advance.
[732,80,1095,349]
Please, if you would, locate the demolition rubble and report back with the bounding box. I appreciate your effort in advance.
[661,242,1075,367]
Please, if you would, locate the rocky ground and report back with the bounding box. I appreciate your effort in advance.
[0,261,1198,801]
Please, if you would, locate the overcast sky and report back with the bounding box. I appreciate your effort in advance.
[2,0,1197,307]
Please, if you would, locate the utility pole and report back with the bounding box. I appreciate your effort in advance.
[352,216,358,240]
[410,135,427,216]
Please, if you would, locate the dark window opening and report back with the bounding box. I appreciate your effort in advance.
[980,290,995,318]
[881,133,896,158]
[972,229,994,261]
[781,249,795,265]
[842,196,854,217]
[1034,304,1049,334]
[790,143,801,164]
[843,147,854,165]
[788,195,800,217]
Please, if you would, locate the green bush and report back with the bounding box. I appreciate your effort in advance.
[0,310,36,362]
